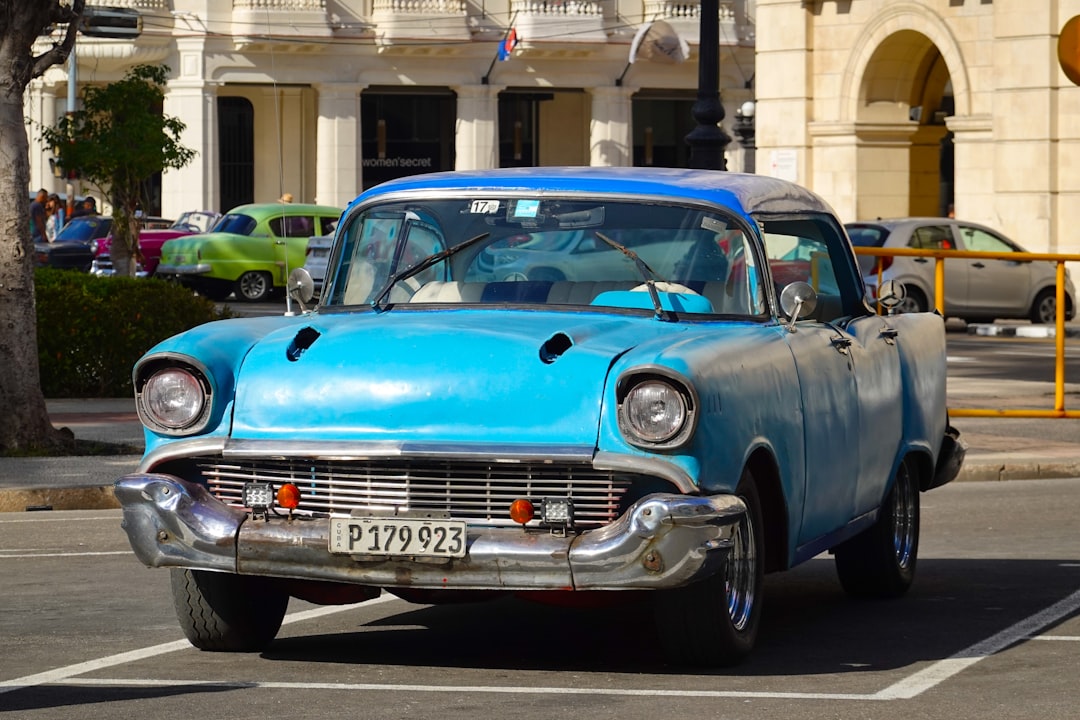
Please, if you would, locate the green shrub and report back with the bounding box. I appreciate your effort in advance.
[36,269,231,398]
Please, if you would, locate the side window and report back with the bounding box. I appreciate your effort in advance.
[269,215,314,237]
[909,225,953,250]
[400,222,446,286]
[959,226,1013,253]
[319,216,338,236]
[760,217,861,321]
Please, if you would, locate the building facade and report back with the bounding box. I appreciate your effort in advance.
[755,0,1080,254]
[26,0,757,218]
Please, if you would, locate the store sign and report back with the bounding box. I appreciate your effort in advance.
[362,157,434,169]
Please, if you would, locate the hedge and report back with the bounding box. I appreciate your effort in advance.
[36,268,230,398]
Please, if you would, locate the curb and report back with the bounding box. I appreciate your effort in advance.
[967,323,1080,338]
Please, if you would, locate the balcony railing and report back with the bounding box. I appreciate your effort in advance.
[642,0,749,46]
[231,0,333,42]
[510,0,611,44]
[370,0,470,43]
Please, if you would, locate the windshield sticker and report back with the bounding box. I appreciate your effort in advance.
[469,199,501,214]
[511,199,540,219]
[701,216,727,233]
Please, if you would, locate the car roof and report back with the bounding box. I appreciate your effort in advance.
[225,203,343,217]
[349,167,839,221]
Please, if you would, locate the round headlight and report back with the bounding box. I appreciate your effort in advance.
[143,367,206,430]
[624,380,688,443]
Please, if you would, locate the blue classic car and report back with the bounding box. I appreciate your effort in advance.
[115,167,964,666]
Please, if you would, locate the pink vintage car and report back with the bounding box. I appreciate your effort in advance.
[91,211,220,277]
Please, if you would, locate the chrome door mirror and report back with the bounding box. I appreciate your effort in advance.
[779,282,818,332]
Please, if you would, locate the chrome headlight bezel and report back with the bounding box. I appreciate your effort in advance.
[135,357,213,436]
[616,370,698,450]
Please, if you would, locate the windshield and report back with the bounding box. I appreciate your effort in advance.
[172,211,219,233]
[324,197,766,317]
[54,217,111,243]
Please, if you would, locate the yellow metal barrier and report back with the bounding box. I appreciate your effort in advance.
[852,245,1078,419]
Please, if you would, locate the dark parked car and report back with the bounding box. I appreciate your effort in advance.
[33,215,113,271]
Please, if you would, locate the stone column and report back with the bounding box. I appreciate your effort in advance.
[314,82,365,208]
[25,79,59,193]
[588,86,635,167]
[453,84,501,171]
[163,39,218,217]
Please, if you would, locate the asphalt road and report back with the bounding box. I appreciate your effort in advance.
[3,478,1079,719]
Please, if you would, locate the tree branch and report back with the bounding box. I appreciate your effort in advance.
[30,0,86,79]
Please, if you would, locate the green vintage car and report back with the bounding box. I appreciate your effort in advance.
[157,203,342,301]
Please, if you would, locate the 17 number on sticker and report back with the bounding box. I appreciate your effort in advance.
[469,199,500,214]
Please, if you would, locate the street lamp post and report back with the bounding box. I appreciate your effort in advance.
[733,100,756,173]
[685,0,731,170]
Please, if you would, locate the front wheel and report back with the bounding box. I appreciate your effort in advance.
[653,471,764,667]
[1029,288,1062,324]
[834,459,919,598]
[235,270,273,302]
[170,568,289,652]
[897,285,928,314]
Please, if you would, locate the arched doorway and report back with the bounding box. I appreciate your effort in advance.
[855,30,954,219]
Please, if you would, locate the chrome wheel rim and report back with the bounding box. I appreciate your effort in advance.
[725,510,757,631]
[240,273,268,300]
[891,464,917,570]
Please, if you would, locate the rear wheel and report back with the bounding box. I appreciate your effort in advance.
[834,459,919,598]
[653,471,764,666]
[236,271,273,302]
[170,568,288,652]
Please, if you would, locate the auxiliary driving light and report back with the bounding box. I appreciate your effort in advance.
[242,482,275,511]
[509,499,534,526]
[277,483,301,510]
[541,498,574,527]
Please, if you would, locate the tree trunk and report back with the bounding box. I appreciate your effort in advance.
[0,2,76,453]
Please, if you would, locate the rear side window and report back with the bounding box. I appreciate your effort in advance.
[846,225,888,247]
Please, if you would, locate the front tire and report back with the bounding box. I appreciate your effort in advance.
[1029,288,1060,324]
[170,568,289,652]
[235,270,273,302]
[897,285,928,314]
[653,471,764,667]
[834,459,919,598]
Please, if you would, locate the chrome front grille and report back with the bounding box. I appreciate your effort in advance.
[195,457,635,528]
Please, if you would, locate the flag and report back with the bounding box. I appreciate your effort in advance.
[498,28,519,61]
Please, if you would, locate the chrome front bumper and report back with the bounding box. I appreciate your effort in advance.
[115,473,746,591]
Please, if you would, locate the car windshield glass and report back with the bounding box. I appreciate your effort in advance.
[324,197,766,317]
[211,213,257,235]
[54,217,110,242]
[172,211,218,233]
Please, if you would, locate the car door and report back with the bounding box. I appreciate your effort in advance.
[270,213,316,281]
[955,224,1032,317]
[763,216,906,551]
[904,223,968,314]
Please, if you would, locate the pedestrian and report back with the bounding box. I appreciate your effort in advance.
[277,192,293,203]
[45,193,64,241]
[29,188,48,242]
[70,196,98,219]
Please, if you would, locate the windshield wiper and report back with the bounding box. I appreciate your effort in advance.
[594,231,673,321]
[371,232,490,311]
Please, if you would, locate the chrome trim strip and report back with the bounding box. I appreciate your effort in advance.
[138,436,227,473]
[592,451,698,494]
[222,439,596,463]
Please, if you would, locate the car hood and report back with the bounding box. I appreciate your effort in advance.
[228,309,689,448]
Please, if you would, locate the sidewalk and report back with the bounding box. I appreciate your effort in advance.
[1,388,1078,512]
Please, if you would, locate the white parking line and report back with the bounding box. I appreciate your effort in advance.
[3,589,1078,701]
[0,595,397,695]
[873,587,1080,700]
[0,551,131,559]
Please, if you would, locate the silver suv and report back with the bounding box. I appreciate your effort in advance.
[847,218,1076,323]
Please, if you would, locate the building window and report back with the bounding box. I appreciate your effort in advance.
[632,92,696,168]
[218,97,254,213]
[361,88,456,190]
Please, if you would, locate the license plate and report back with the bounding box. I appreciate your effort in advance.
[329,517,467,558]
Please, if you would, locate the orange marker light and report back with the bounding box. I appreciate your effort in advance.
[277,483,301,510]
[509,499,534,525]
